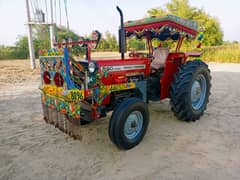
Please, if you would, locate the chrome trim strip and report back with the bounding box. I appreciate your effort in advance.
[101,64,146,72]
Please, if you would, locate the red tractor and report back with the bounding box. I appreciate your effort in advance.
[39,6,211,149]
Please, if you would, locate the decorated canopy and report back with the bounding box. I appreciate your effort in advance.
[124,15,198,40]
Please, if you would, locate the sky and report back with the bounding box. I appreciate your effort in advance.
[0,0,239,46]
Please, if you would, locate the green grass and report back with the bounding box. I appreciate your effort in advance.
[202,45,240,63]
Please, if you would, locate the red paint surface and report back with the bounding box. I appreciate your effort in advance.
[160,53,186,99]
[43,71,51,84]
[54,72,64,87]
[96,58,151,85]
[101,94,112,105]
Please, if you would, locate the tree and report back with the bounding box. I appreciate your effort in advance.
[33,24,50,50]
[147,0,223,46]
[127,38,146,50]
[97,31,118,51]
[14,35,45,59]
[12,26,86,59]
[15,36,29,59]
[0,46,18,60]
[105,31,118,50]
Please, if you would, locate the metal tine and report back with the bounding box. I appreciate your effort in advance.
[66,118,72,135]
[66,116,80,139]
[42,103,49,123]
[44,108,82,140]
[55,113,60,128]
[58,113,65,132]
[52,109,58,127]
[64,118,69,134]
[66,116,73,137]
[68,119,74,137]
[63,115,68,134]
[56,113,61,130]
[48,108,55,125]
[71,118,82,140]
[55,111,61,128]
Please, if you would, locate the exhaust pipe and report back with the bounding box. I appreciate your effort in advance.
[116,6,126,59]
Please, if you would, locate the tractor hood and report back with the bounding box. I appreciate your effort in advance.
[89,58,151,86]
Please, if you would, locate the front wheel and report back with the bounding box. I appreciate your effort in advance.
[170,60,211,121]
[109,98,149,150]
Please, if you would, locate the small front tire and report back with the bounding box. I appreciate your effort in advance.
[109,98,149,150]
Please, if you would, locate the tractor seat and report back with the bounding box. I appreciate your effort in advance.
[151,47,169,70]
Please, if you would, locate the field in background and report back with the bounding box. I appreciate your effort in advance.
[1,45,240,63]
[202,45,240,63]
[91,45,240,63]
[91,51,121,60]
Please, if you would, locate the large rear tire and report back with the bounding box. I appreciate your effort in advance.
[170,60,211,121]
[109,98,149,150]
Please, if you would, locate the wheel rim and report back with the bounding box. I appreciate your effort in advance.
[124,111,143,140]
[191,74,207,110]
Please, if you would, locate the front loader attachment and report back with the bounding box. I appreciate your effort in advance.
[39,48,84,139]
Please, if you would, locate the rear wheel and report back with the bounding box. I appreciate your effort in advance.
[170,60,211,121]
[109,98,149,149]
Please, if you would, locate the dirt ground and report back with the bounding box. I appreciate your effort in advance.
[0,59,240,180]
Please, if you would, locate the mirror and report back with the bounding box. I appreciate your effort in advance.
[91,30,101,49]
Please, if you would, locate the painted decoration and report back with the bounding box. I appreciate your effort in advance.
[124,14,198,31]
[124,15,198,39]
[39,47,136,119]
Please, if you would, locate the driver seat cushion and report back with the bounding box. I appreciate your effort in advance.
[151,47,169,70]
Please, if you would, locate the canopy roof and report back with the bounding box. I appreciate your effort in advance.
[124,15,198,40]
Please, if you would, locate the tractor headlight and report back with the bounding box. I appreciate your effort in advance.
[88,62,96,73]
